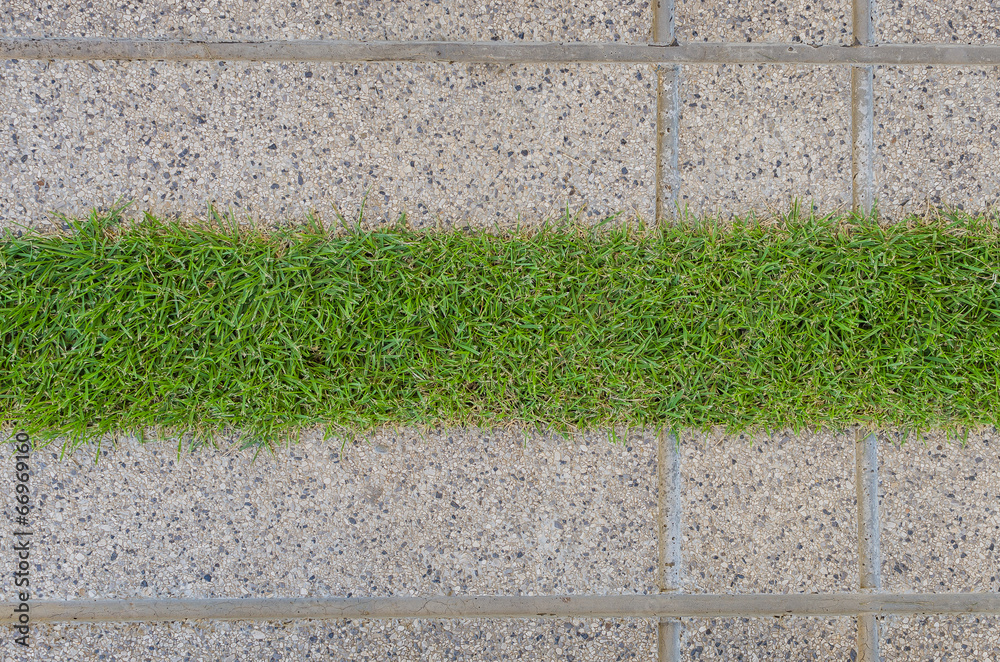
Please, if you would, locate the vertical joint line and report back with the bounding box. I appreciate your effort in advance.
[653,0,681,651]
[852,0,876,46]
[850,0,876,216]
[653,0,680,224]
[856,430,882,662]
[856,431,881,591]
[657,429,682,662]
[658,431,682,592]
[652,0,675,44]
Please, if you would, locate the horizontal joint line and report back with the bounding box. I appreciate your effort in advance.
[5,593,1000,624]
[2,39,1000,65]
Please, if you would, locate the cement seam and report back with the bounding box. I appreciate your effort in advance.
[852,11,880,662]
[3,39,1000,65]
[653,3,682,656]
[656,431,682,661]
[651,0,676,224]
[5,593,1000,624]
[856,430,883,661]
[850,67,876,215]
[852,0,876,46]
[654,65,681,222]
[850,0,876,215]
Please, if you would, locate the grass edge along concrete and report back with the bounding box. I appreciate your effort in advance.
[3,202,1000,455]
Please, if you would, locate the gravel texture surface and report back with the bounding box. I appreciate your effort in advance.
[0,59,655,230]
[2,0,653,43]
[676,64,851,219]
[682,616,854,660]
[3,429,656,601]
[879,0,1000,45]
[0,618,657,661]
[674,0,850,45]
[875,66,1000,219]
[880,431,1000,594]
[680,430,857,594]
[6,427,1000,656]
[882,615,1000,661]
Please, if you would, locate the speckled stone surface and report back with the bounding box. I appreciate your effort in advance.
[13,428,656,601]
[0,618,657,661]
[676,65,852,218]
[675,0,850,44]
[0,60,656,230]
[882,615,1000,661]
[2,0,653,43]
[874,66,1000,219]
[681,430,857,594]
[682,617,855,660]
[880,1,1000,44]
[8,428,1000,655]
[880,432,1000,594]
[0,450,12,598]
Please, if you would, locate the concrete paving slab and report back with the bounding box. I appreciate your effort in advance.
[880,1,1000,45]
[882,615,1000,661]
[23,428,657,601]
[682,616,854,660]
[0,60,655,230]
[681,430,857,594]
[2,1,652,43]
[880,432,1000,594]
[0,618,657,661]
[0,449,15,598]
[674,0,851,45]
[874,66,1000,219]
[676,65,851,218]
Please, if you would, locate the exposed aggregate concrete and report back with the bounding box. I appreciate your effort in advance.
[0,60,656,230]
[5,429,1000,657]
[880,431,1000,595]
[3,0,653,44]
[879,0,1000,45]
[875,66,1000,218]
[10,429,657,601]
[675,0,851,45]
[882,615,1000,660]
[682,616,855,660]
[676,64,852,219]
[0,618,657,661]
[681,430,857,595]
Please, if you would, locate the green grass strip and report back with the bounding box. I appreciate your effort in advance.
[3,206,1000,451]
